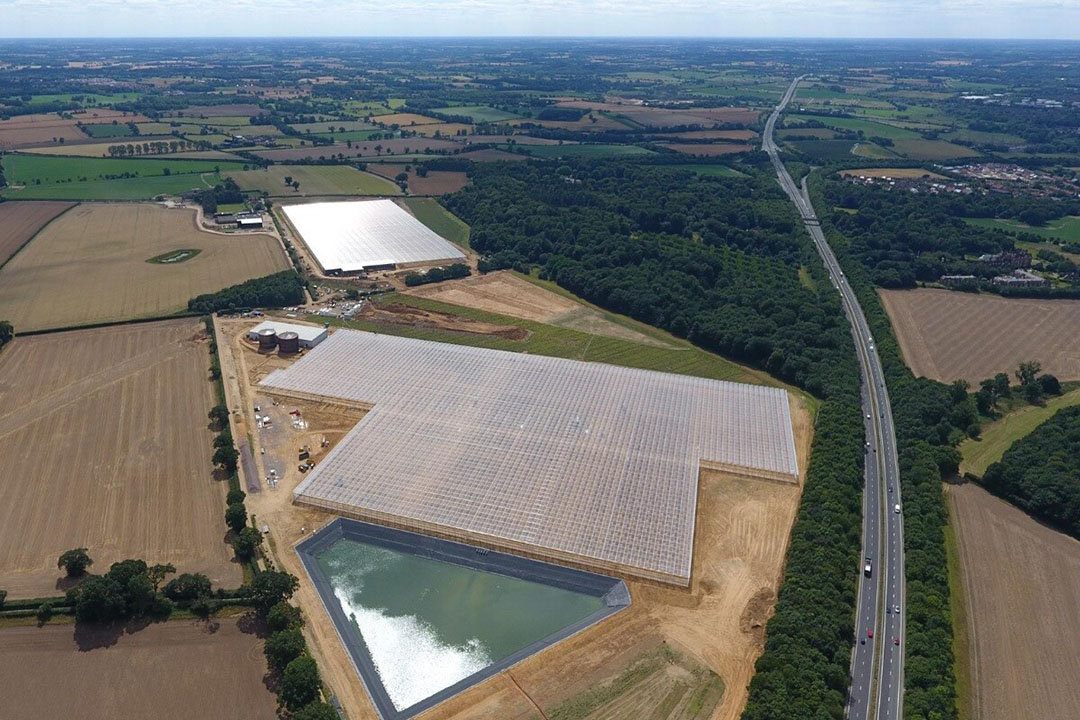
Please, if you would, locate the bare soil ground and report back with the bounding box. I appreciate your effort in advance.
[220,315,813,720]
[405,271,671,346]
[658,143,753,156]
[0,114,89,148]
[0,200,74,266]
[949,483,1080,720]
[367,163,471,195]
[0,202,289,331]
[0,319,240,598]
[0,618,277,720]
[356,300,530,339]
[880,288,1080,383]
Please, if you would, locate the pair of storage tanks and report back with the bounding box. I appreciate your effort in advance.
[256,328,300,354]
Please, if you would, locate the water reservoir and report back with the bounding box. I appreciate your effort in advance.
[297,518,630,720]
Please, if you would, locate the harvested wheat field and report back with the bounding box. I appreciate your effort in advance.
[0,113,88,149]
[0,200,74,266]
[0,202,289,331]
[880,288,1080,383]
[949,483,1080,720]
[0,619,276,720]
[405,270,671,346]
[0,320,240,598]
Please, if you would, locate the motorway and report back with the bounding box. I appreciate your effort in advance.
[763,77,906,720]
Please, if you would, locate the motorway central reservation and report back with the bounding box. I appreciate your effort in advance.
[262,329,799,585]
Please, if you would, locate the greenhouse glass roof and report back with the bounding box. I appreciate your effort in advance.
[262,330,798,584]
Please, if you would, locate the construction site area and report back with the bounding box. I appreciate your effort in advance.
[215,303,812,720]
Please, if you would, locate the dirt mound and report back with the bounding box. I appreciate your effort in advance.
[359,301,529,340]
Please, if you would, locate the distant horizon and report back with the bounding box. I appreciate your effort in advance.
[1,0,1078,41]
[0,35,1079,42]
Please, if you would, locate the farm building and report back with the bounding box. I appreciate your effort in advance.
[281,199,466,273]
[235,212,263,229]
[261,330,799,586]
[246,320,327,349]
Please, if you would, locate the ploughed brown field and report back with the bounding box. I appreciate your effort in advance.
[879,288,1080,383]
[367,163,470,195]
[0,202,289,332]
[0,619,276,720]
[0,113,88,149]
[949,483,1080,720]
[251,137,464,162]
[0,201,74,266]
[0,319,240,598]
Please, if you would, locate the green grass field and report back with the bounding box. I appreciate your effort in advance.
[964,216,1080,244]
[27,92,141,107]
[2,172,224,200]
[432,105,520,122]
[81,123,137,138]
[655,164,744,178]
[787,139,857,162]
[959,385,1080,476]
[403,197,471,249]
[224,164,399,197]
[508,143,655,159]
[1,153,244,186]
[810,115,921,140]
[891,138,980,161]
[852,142,900,159]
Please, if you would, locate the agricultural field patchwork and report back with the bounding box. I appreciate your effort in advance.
[880,288,1080,383]
[0,203,289,331]
[0,319,241,598]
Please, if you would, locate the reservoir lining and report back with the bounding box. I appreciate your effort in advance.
[296,517,631,720]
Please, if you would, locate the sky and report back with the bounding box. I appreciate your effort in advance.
[0,0,1078,40]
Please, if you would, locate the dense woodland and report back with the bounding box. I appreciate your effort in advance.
[825,179,1080,290]
[445,161,855,397]
[982,406,1080,539]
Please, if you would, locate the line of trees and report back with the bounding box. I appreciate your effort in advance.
[188,270,306,314]
[403,263,470,286]
[107,140,201,156]
[981,405,1080,539]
